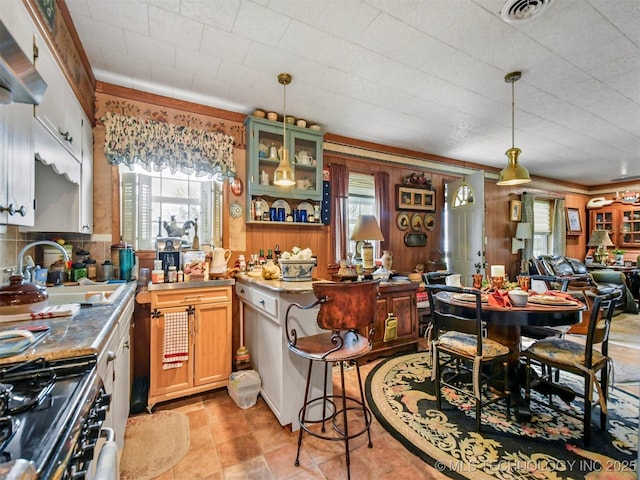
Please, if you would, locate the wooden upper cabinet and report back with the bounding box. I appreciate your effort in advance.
[589,201,640,249]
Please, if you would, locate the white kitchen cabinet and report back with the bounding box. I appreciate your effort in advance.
[33,33,83,161]
[236,279,329,430]
[98,296,133,451]
[0,102,35,226]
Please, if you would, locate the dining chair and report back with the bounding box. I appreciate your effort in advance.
[426,284,511,431]
[522,290,619,445]
[284,280,379,480]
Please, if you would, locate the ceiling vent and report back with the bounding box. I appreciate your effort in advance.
[500,0,554,24]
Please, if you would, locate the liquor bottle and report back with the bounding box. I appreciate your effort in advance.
[259,249,265,265]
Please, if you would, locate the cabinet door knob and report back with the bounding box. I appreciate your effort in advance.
[0,204,26,216]
[106,350,116,362]
[259,299,265,305]
[60,130,73,143]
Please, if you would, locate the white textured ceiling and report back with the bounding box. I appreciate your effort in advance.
[65,0,640,187]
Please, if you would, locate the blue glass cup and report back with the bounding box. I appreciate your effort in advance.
[299,210,307,223]
[277,208,285,222]
[269,207,277,221]
[292,209,299,222]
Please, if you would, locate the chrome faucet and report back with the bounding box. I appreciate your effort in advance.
[17,240,70,279]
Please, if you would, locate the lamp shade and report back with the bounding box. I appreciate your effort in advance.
[587,230,614,247]
[350,215,384,242]
[273,149,295,186]
[515,222,532,239]
[497,148,531,186]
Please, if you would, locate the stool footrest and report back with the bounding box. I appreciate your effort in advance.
[299,394,372,442]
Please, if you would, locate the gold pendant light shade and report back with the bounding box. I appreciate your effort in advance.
[497,147,531,185]
[496,71,531,186]
[274,73,295,186]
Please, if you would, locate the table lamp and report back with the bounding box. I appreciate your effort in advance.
[587,230,614,264]
[351,215,384,269]
[511,222,532,254]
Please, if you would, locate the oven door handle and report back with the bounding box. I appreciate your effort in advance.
[94,427,119,480]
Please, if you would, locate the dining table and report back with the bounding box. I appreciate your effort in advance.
[434,290,586,420]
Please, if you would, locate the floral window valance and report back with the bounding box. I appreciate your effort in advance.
[102,112,236,179]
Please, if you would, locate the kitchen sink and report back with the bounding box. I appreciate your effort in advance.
[45,283,125,306]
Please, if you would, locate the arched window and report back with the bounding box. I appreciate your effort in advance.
[452,183,474,207]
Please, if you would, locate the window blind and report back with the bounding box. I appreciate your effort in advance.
[534,200,551,234]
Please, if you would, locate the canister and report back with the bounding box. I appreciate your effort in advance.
[110,240,126,279]
[99,261,114,281]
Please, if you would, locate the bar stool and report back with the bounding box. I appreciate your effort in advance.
[284,280,379,480]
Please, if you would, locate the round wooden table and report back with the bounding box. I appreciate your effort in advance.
[434,291,586,420]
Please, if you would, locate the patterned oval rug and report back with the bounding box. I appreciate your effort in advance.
[120,410,190,480]
[365,352,638,480]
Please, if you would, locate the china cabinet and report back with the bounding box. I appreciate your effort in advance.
[590,201,640,249]
[245,116,324,224]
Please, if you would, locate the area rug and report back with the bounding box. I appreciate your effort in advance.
[365,352,638,480]
[120,410,190,480]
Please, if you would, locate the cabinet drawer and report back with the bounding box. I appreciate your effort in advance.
[152,287,231,308]
[235,283,252,303]
[251,290,278,318]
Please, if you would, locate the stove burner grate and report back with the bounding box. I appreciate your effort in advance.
[0,357,56,416]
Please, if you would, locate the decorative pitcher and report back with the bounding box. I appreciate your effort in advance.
[211,247,232,274]
[381,250,393,271]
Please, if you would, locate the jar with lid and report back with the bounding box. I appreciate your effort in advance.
[168,266,178,283]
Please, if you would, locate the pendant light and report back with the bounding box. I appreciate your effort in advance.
[273,73,295,186]
[497,71,531,186]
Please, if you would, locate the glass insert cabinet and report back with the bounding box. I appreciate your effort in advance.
[590,203,640,248]
[245,116,323,224]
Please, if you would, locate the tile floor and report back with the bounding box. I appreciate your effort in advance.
[139,331,638,480]
[150,359,449,480]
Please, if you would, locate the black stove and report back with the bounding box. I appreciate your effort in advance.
[0,356,110,480]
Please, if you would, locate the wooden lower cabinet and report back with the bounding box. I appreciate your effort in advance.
[148,286,232,409]
[363,282,419,362]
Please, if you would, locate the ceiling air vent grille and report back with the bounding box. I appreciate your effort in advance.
[500,0,554,24]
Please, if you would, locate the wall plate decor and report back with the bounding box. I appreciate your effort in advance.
[395,185,435,211]
[404,232,427,247]
[411,213,423,231]
[424,213,435,231]
[396,213,409,231]
[230,178,243,196]
[229,201,243,218]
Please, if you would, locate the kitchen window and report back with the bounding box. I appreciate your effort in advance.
[119,164,223,250]
[348,172,376,257]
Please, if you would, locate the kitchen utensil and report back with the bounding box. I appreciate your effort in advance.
[0,276,48,315]
[211,247,232,274]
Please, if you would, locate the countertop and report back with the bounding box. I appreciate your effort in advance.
[236,274,329,293]
[0,282,137,366]
[236,274,419,294]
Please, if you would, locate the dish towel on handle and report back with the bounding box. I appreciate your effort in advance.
[162,311,189,370]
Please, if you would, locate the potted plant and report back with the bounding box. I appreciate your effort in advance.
[612,248,625,265]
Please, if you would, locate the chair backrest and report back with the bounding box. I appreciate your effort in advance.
[584,291,620,367]
[313,280,379,331]
[426,284,484,355]
[529,274,570,292]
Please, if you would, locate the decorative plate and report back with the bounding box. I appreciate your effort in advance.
[230,178,243,196]
[411,213,423,231]
[424,213,435,231]
[272,199,291,214]
[528,295,578,306]
[453,293,489,303]
[229,201,243,218]
[297,201,314,215]
[396,213,409,231]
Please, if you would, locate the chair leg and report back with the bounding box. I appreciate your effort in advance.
[600,367,609,430]
[295,359,314,467]
[503,360,511,420]
[583,374,592,446]
[355,359,373,448]
[321,362,328,433]
[435,349,442,411]
[474,364,481,432]
[339,361,351,480]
